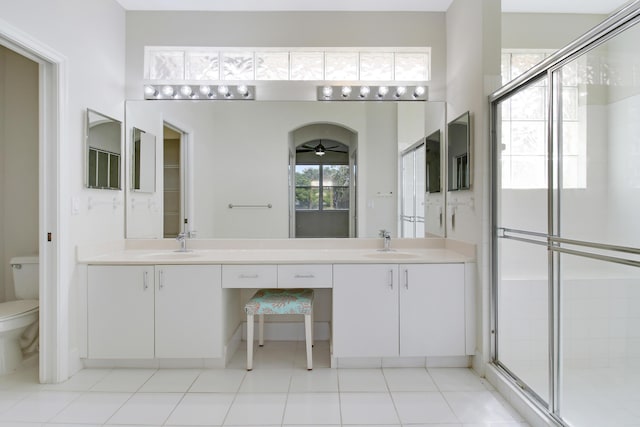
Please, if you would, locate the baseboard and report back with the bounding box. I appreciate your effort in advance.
[332,355,471,369]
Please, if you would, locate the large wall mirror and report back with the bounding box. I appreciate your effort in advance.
[447,111,471,191]
[86,109,122,190]
[124,100,445,239]
[131,127,156,193]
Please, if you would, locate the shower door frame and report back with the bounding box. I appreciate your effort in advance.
[489,2,640,425]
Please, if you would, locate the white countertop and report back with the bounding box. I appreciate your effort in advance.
[77,238,475,265]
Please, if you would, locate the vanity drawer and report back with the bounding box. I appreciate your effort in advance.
[277,264,333,288]
[222,265,277,288]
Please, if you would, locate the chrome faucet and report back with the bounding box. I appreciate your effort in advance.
[379,229,392,252]
[175,230,196,252]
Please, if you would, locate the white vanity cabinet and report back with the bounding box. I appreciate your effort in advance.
[87,264,222,359]
[332,263,466,358]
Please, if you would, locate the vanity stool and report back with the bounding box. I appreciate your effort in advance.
[244,288,314,371]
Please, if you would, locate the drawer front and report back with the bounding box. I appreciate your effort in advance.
[277,264,333,288]
[222,265,277,288]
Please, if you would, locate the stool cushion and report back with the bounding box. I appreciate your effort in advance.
[244,288,314,315]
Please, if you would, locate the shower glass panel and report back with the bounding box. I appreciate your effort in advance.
[497,239,550,403]
[401,143,425,238]
[556,26,640,425]
[559,255,640,427]
[494,79,550,404]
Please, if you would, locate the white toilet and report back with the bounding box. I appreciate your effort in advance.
[0,256,39,375]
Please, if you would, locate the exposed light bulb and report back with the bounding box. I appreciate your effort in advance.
[237,85,249,97]
[359,86,370,98]
[413,86,426,98]
[161,85,174,97]
[217,85,230,97]
[199,85,211,96]
[144,85,158,97]
[395,86,407,98]
[341,86,352,98]
[377,86,389,98]
[322,86,333,98]
[180,85,193,97]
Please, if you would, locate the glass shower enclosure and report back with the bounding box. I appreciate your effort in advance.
[490,3,640,426]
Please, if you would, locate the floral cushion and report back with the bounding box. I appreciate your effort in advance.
[244,288,314,315]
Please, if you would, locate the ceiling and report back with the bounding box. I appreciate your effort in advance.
[114,0,631,14]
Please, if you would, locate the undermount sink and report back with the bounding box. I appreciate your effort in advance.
[141,251,201,259]
[364,251,420,260]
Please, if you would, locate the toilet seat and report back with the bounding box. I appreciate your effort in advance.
[0,300,39,321]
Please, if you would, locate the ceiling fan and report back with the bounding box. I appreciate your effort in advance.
[297,140,344,156]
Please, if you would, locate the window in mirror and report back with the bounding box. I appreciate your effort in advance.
[86,109,122,190]
[447,111,471,191]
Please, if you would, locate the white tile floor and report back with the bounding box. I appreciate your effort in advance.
[0,341,529,426]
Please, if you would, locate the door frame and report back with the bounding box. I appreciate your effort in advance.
[0,19,66,383]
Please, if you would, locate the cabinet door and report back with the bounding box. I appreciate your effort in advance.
[333,264,399,357]
[155,265,222,358]
[399,263,465,356]
[88,265,154,359]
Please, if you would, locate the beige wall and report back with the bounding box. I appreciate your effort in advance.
[124,11,447,101]
[502,13,606,49]
[0,46,38,302]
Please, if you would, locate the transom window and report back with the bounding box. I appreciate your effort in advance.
[145,47,430,82]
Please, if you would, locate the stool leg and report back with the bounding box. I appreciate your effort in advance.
[247,314,254,371]
[304,313,313,370]
[259,314,265,347]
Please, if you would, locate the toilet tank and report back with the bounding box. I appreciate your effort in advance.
[10,256,39,300]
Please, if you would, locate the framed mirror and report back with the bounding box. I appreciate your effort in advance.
[425,129,441,193]
[447,111,471,191]
[131,127,156,193]
[86,109,122,190]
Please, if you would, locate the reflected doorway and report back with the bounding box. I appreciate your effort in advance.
[294,140,350,238]
[162,123,187,238]
[400,142,426,238]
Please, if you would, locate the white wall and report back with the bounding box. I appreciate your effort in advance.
[446,0,502,373]
[0,0,126,374]
[0,46,38,302]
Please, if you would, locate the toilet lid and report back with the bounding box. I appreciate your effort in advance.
[0,300,39,320]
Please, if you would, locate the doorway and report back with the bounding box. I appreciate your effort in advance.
[1,24,63,383]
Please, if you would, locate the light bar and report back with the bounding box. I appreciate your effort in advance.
[144,84,255,100]
[317,85,427,101]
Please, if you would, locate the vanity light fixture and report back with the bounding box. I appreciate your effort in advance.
[144,84,255,100]
[317,85,426,101]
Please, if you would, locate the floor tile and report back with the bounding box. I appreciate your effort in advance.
[223,392,287,425]
[40,368,111,392]
[50,391,131,424]
[189,369,246,392]
[139,369,200,392]
[239,368,293,393]
[392,391,459,424]
[339,392,400,425]
[164,392,235,425]
[289,368,338,392]
[106,392,182,425]
[383,367,438,391]
[338,368,388,392]
[429,368,489,391]
[0,390,29,413]
[444,391,520,424]
[91,368,156,392]
[283,392,341,425]
[0,390,80,423]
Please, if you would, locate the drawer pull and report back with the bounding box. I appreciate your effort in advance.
[294,274,315,279]
[239,274,259,279]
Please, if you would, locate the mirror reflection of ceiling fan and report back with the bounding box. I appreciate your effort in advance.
[297,140,345,156]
